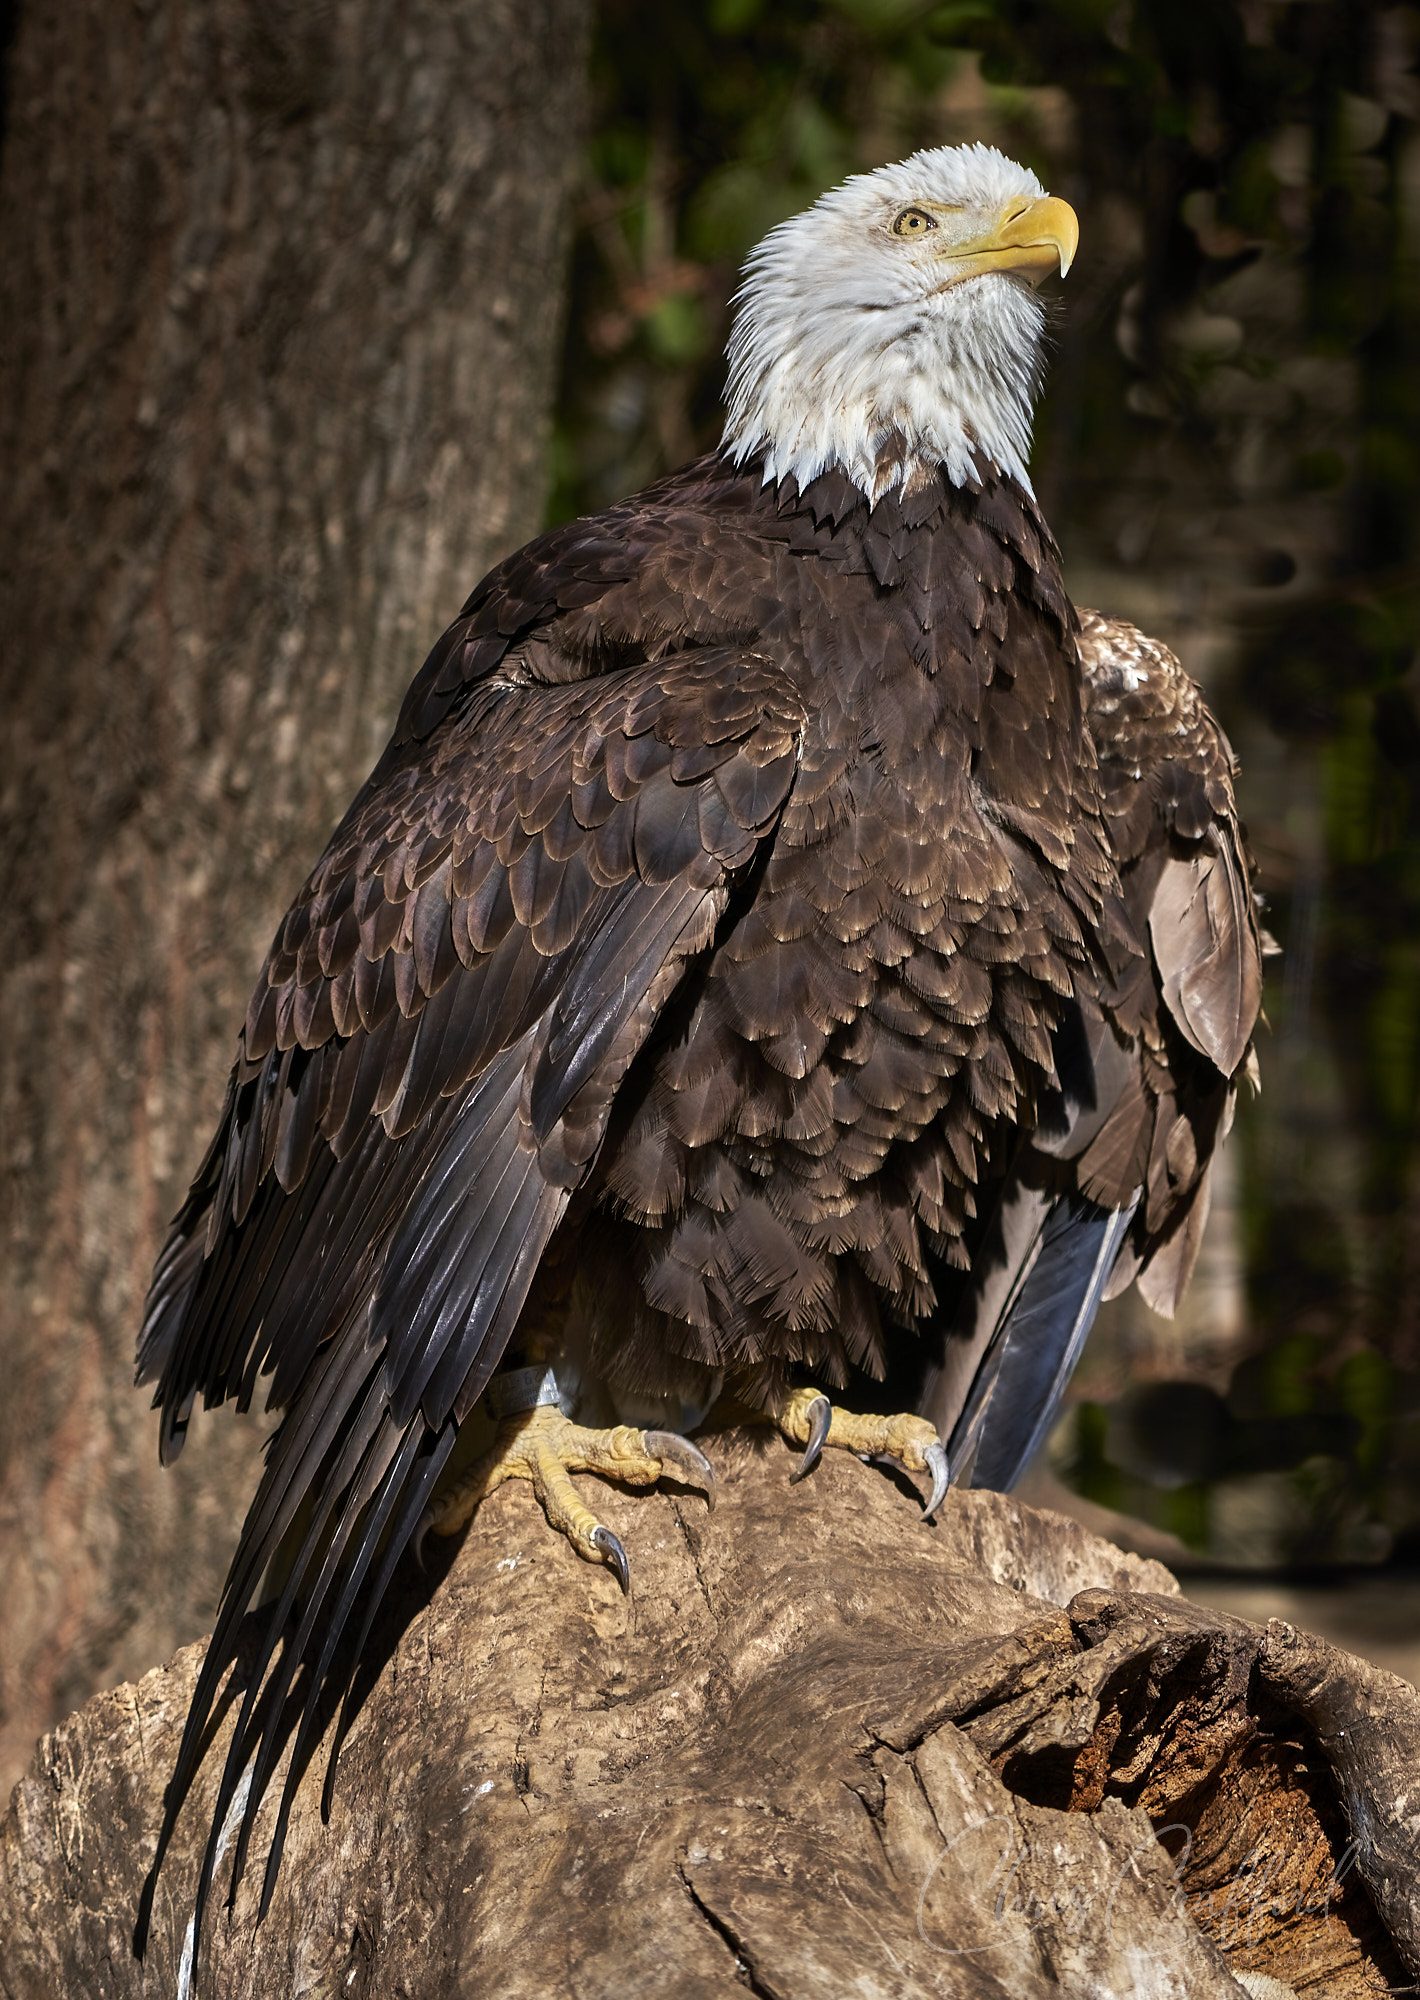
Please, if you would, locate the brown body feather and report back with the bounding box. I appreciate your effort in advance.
[135,457,1261,1938]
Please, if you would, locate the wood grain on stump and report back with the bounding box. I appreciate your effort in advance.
[2,1436,1416,1999]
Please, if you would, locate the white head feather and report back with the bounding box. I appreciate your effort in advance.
[722,143,1068,504]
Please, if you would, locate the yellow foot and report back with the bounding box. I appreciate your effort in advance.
[774,1386,950,1521]
[417,1405,715,1591]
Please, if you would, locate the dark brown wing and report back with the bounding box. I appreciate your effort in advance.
[1073,608,1264,1313]
[136,633,804,1940]
[916,610,1263,1484]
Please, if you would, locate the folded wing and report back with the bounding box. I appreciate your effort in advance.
[918,610,1264,1488]
[136,641,804,1941]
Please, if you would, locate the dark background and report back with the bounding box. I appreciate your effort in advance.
[1,0,1416,1789]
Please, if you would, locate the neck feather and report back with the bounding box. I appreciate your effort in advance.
[721,273,1045,505]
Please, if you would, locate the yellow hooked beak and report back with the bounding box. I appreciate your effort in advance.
[942,195,1079,287]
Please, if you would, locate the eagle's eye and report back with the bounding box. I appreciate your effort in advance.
[891,206,937,237]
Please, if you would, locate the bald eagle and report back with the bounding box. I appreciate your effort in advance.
[137,143,1263,1945]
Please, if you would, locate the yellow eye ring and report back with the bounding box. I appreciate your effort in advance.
[892,207,937,237]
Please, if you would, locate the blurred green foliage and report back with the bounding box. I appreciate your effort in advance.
[552,0,1420,1566]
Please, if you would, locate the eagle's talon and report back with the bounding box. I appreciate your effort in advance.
[418,1404,711,1588]
[922,1442,950,1522]
[772,1388,949,1518]
[642,1430,717,1507]
[790,1393,833,1483]
[590,1523,630,1592]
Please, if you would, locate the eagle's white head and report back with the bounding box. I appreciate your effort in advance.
[722,143,1078,505]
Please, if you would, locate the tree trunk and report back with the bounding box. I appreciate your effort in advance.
[0,0,589,1792]
[2,1442,1416,1998]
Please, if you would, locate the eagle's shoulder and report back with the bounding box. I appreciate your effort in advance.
[389,453,784,750]
[1076,609,1244,860]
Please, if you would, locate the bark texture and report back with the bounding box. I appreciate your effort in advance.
[0,0,590,1789]
[2,1441,1416,1999]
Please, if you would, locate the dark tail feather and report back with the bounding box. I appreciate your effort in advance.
[919,1183,1135,1493]
[317,1421,458,1824]
[962,1193,1134,1490]
[258,1419,455,1918]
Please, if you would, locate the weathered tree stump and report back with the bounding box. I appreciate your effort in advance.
[2,1435,1417,1998]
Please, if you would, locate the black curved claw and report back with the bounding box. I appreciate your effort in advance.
[921,1441,950,1522]
[411,1508,433,1574]
[644,1431,717,1509]
[590,1523,631,1593]
[790,1394,833,1484]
